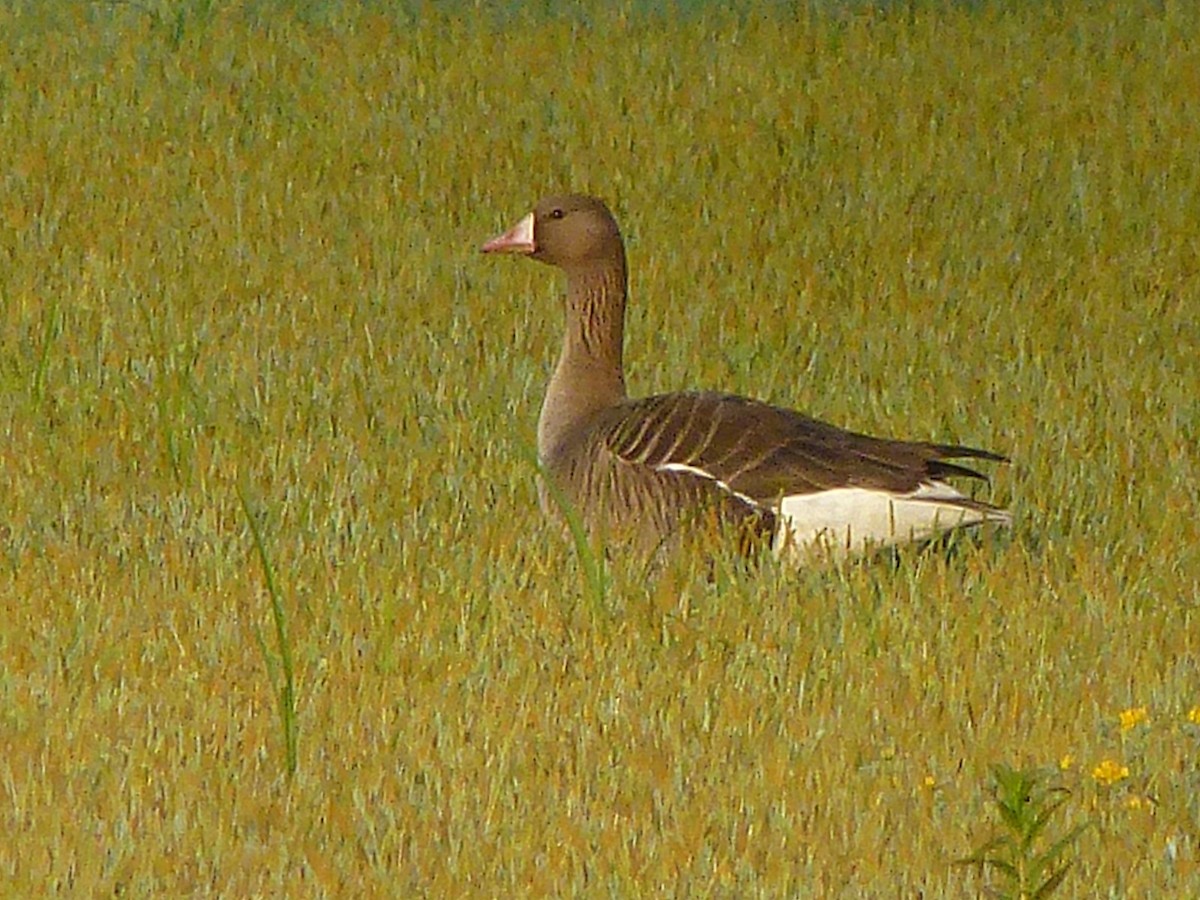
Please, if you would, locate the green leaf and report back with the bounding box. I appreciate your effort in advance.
[1032,862,1072,899]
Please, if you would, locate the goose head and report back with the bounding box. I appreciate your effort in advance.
[482,194,623,271]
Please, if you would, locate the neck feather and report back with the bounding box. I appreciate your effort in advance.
[538,254,629,460]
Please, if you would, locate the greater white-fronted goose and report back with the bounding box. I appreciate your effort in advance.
[483,194,1011,563]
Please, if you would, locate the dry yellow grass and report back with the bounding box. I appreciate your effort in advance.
[1,0,1198,895]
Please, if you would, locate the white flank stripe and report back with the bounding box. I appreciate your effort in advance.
[656,462,763,510]
[774,483,1008,561]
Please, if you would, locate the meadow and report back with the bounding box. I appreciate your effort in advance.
[1,0,1198,895]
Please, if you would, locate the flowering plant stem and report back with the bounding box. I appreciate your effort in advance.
[958,764,1091,899]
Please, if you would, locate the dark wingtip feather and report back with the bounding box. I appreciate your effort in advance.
[931,443,1010,464]
[930,460,992,482]
[927,443,1009,483]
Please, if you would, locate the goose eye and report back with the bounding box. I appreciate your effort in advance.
[549,208,565,220]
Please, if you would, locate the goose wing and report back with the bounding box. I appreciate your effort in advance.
[597,391,1003,504]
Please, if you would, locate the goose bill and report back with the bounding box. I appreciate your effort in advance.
[482,212,536,254]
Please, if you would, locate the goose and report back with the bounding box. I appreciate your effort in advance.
[482,194,1011,564]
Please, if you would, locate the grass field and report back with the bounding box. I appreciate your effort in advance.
[2,0,1198,895]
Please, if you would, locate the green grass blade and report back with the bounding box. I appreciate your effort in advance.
[519,442,608,614]
[239,484,298,779]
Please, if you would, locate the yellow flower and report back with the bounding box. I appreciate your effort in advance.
[1059,754,1074,771]
[1187,706,1200,725]
[1092,759,1130,785]
[923,775,936,789]
[1119,706,1149,731]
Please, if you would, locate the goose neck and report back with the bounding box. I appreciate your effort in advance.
[538,257,629,460]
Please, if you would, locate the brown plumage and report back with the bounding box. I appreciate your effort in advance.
[483,194,1010,563]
